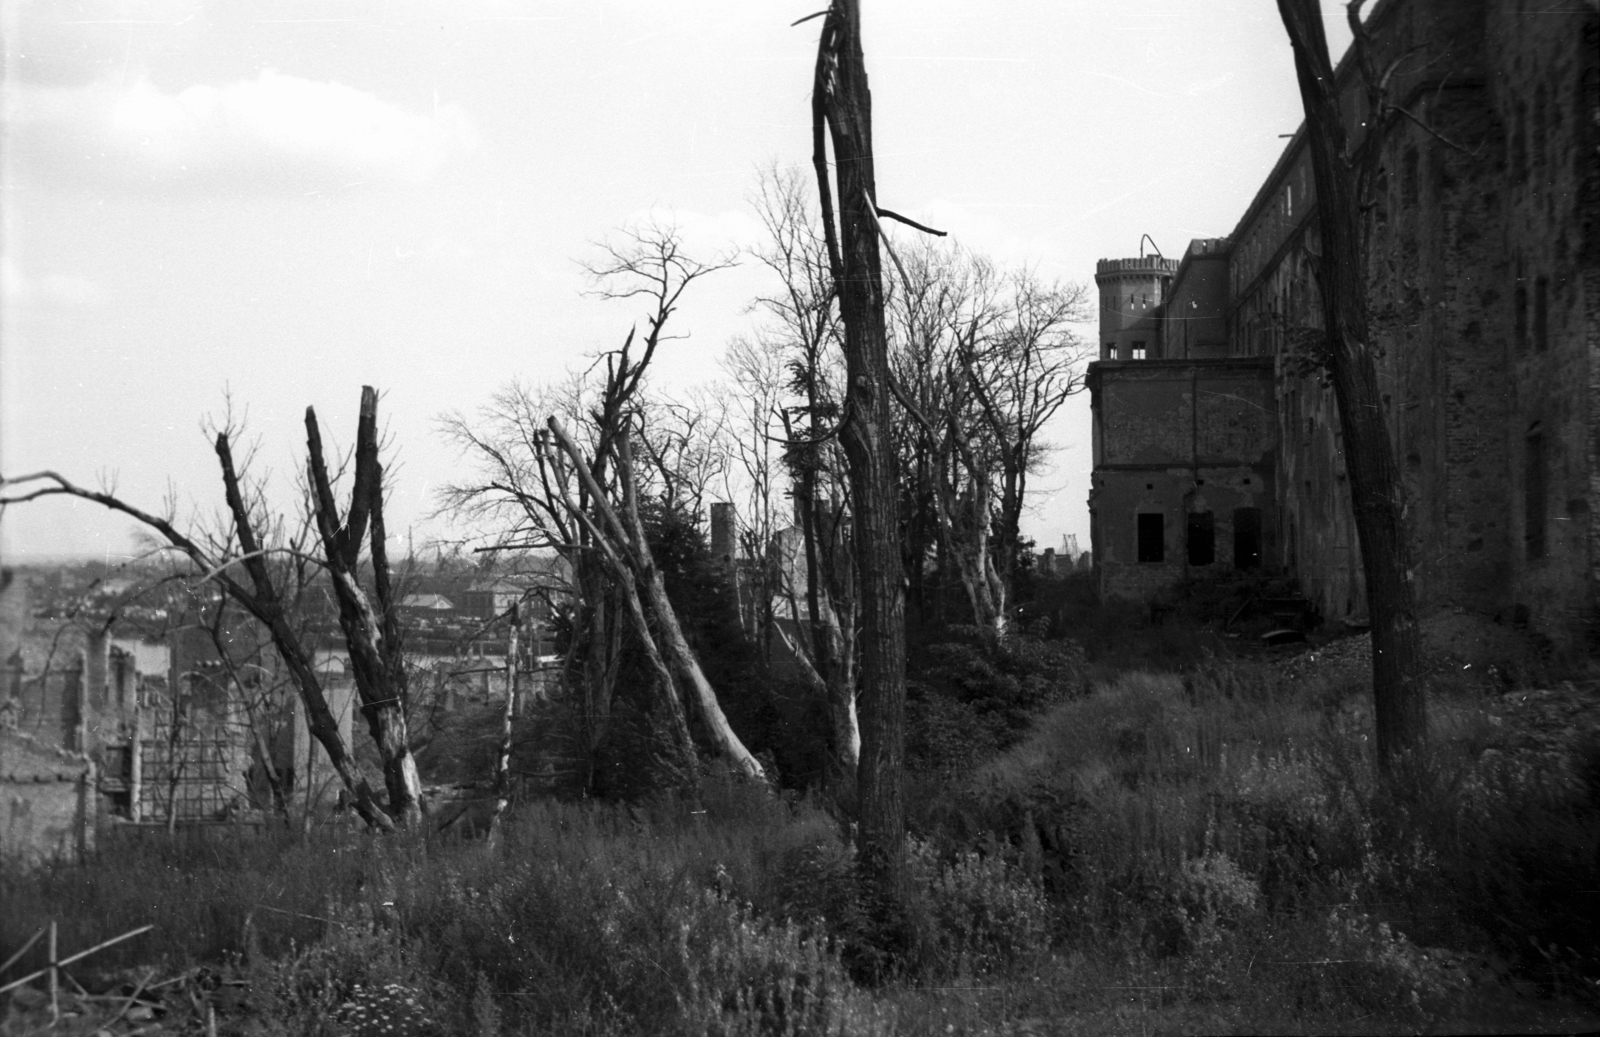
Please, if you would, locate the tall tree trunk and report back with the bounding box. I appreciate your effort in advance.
[544,420,704,779]
[215,434,397,832]
[1277,0,1426,771]
[576,555,622,792]
[796,472,859,786]
[488,603,520,845]
[614,431,768,783]
[813,0,909,900]
[305,388,424,827]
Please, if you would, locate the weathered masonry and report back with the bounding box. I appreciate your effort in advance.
[1088,0,1600,653]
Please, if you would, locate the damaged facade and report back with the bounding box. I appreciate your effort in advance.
[1088,0,1600,651]
[2,616,355,841]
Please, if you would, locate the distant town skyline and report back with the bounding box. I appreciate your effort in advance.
[2,0,1352,561]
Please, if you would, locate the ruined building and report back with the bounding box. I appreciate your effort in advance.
[1088,0,1599,651]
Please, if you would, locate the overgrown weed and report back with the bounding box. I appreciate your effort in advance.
[5,645,1598,1033]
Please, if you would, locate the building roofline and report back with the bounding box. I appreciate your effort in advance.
[1167,239,1232,299]
[1225,0,1405,245]
[1090,355,1273,371]
[1095,256,1179,278]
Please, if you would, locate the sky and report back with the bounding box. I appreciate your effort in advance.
[0,0,1354,564]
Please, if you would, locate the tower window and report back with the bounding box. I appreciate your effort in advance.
[1233,507,1262,569]
[1137,513,1165,564]
[1186,512,1215,566]
[1132,342,1147,360]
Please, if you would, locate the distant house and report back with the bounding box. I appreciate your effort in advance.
[458,579,526,620]
[400,593,456,613]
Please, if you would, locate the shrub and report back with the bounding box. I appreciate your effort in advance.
[1321,902,1469,1016]
[908,840,1052,977]
[240,904,443,1037]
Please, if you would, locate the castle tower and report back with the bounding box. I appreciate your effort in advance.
[1094,255,1177,361]
[709,502,737,570]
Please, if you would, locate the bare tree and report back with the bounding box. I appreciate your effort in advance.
[962,270,1092,595]
[439,376,625,789]
[743,163,861,786]
[719,332,788,645]
[810,0,910,900]
[1276,0,1426,770]
[444,224,767,785]
[488,599,522,845]
[304,387,424,827]
[2,434,398,831]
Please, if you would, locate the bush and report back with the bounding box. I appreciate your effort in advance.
[240,904,444,1037]
[905,630,1087,777]
[908,839,1052,977]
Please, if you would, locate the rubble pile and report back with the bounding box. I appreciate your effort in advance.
[1274,632,1372,687]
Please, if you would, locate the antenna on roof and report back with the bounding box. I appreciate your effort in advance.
[1139,234,1163,260]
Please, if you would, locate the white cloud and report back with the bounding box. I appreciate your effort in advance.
[8,70,477,191]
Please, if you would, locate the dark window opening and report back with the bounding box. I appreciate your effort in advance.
[1104,341,1115,359]
[1526,428,1546,560]
[1515,283,1528,353]
[1534,277,1549,353]
[1186,512,1215,566]
[1233,507,1262,569]
[1137,513,1165,564]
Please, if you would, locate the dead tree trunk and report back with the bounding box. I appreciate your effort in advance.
[615,432,767,782]
[812,0,909,899]
[213,436,396,831]
[2,441,400,832]
[305,387,424,827]
[785,438,859,787]
[489,602,520,843]
[545,420,701,777]
[547,419,766,782]
[1276,0,1426,770]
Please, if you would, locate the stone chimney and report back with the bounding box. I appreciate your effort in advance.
[710,502,737,570]
[84,628,109,710]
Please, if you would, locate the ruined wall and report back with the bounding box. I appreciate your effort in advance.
[1,729,95,867]
[3,656,85,751]
[1088,0,1598,640]
[1488,0,1600,648]
[0,570,26,664]
[1222,0,1539,626]
[273,680,355,815]
[1089,358,1277,601]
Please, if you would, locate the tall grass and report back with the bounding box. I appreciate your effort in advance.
[5,650,1597,1035]
[920,659,1600,1025]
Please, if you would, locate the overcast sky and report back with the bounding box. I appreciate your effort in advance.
[0,0,1352,564]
